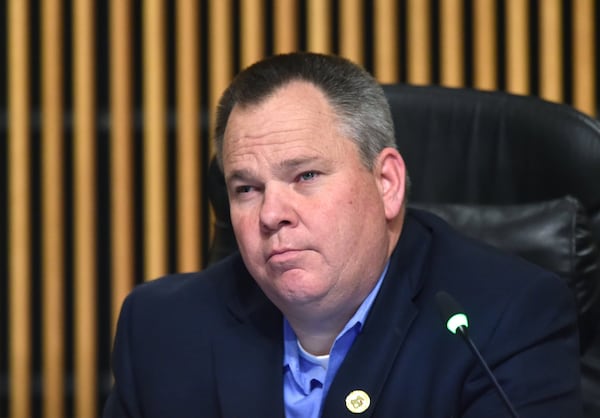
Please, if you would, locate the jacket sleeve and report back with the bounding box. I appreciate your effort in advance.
[461,271,583,418]
[103,293,143,418]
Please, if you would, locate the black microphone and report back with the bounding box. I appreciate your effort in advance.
[435,291,520,418]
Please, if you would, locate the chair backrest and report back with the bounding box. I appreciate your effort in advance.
[383,84,600,241]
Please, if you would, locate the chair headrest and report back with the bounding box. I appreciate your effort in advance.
[383,84,600,241]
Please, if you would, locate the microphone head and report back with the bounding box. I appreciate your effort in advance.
[436,291,469,335]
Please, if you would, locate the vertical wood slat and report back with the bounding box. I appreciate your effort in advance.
[8,1,32,417]
[339,0,364,65]
[109,0,135,330]
[274,0,298,53]
[41,0,65,417]
[176,0,202,272]
[440,0,464,87]
[373,0,399,83]
[473,0,497,90]
[240,0,265,68]
[539,0,564,102]
[73,0,97,416]
[143,0,168,280]
[572,0,596,115]
[307,0,332,53]
[505,0,530,94]
[406,0,431,84]
[209,0,233,155]
[208,0,233,245]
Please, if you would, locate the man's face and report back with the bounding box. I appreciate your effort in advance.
[222,81,396,321]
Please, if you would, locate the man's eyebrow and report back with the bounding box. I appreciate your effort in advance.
[225,155,326,184]
[225,168,255,185]
[277,155,322,170]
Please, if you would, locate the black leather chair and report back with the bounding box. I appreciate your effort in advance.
[206,84,600,417]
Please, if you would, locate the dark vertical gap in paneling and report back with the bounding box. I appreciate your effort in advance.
[363,0,374,73]
[29,0,43,413]
[200,0,212,268]
[563,0,573,106]
[298,0,307,51]
[461,0,470,88]
[496,0,506,91]
[398,0,408,83]
[331,0,340,55]
[198,1,212,266]
[463,0,474,87]
[166,0,178,275]
[232,0,242,73]
[431,0,440,85]
[63,124,75,418]
[529,0,539,97]
[63,0,76,415]
[30,119,42,418]
[265,0,275,56]
[96,0,112,411]
[132,0,145,287]
[59,1,71,410]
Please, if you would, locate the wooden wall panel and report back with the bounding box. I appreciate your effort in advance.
[73,0,97,416]
[572,0,596,115]
[143,0,168,281]
[374,0,400,83]
[505,0,530,94]
[407,0,431,84]
[241,0,266,67]
[440,0,464,87]
[539,0,564,102]
[209,0,233,150]
[307,0,332,53]
[8,0,32,417]
[109,0,135,337]
[473,0,498,90]
[41,0,65,417]
[339,0,364,65]
[274,0,299,53]
[176,0,202,273]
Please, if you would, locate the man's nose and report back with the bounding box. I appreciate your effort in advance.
[259,185,296,232]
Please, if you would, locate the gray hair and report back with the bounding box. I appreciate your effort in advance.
[214,52,397,170]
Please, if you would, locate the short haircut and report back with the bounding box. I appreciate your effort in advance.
[214,52,397,170]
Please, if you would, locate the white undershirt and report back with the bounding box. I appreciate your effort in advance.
[297,340,330,370]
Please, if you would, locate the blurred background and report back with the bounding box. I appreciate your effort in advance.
[1,0,598,417]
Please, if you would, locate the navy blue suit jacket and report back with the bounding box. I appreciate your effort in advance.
[104,209,582,417]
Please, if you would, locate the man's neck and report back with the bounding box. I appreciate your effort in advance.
[285,306,357,355]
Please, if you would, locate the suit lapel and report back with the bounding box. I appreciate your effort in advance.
[321,216,432,418]
[213,267,285,418]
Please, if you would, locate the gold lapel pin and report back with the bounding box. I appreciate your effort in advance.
[345,390,371,414]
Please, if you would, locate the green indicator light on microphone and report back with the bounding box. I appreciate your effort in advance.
[446,313,468,334]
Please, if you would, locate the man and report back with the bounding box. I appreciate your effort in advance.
[104,52,581,417]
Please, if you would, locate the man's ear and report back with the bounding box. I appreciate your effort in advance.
[375,148,406,221]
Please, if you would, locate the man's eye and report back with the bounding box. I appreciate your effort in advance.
[299,171,318,181]
[236,185,253,194]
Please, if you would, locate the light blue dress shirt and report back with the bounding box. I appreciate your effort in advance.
[283,263,389,418]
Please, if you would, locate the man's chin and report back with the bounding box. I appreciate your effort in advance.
[260,272,329,305]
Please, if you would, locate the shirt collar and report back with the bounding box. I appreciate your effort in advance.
[283,261,390,370]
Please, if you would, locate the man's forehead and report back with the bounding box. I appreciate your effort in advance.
[224,88,337,146]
